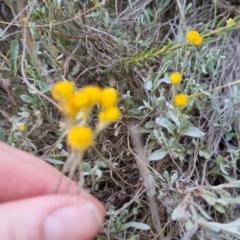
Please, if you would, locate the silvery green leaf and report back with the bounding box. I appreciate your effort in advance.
[171,203,186,221]
[97,161,107,168]
[120,222,150,231]
[199,149,211,160]
[143,100,152,109]
[0,127,5,141]
[202,195,216,205]
[20,94,35,104]
[179,127,205,138]
[10,39,19,74]
[163,170,170,182]
[170,171,178,185]
[167,111,180,127]
[83,162,91,172]
[144,121,155,129]
[145,80,152,90]
[214,203,225,213]
[18,111,30,118]
[220,163,229,175]
[185,219,194,231]
[156,117,175,135]
[153,129,160,139]
[149,149,168,161]
[45,158,64,165]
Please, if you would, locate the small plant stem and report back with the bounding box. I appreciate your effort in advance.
[54,150,75,193]
[66,151,84,193]
[189,78,240,99]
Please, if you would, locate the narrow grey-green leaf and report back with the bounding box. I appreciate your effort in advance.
[120,222,150,231]
[179,127,205,138]
[10,39,19,74]
[156,117,175,135]
[149,149,168,161]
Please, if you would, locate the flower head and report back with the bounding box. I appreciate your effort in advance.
[18,124,25,132]
[186,30,203,46]
[98,107,121,122]
[226,18,235,25]
[22,17,28,22]
[67,126,94,151]
[227,18,233,24]
[100,87,118,109]
[174,93,188,107]
[70,90,91,110]
[51,81,75,102]
[170,72,182,85]
[81,85,102,105]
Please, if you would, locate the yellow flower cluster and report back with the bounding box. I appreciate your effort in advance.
[186,30,203,46]
[169,72,188,108]
[51,81,121,151]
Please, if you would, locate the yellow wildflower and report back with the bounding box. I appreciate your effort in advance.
[70,90,91,110]
[82,85,102,105]
[170,72,182,85]
[59,102,79,119]
[174,93,188,107]
[51,81,75,102]
[186,30,203,46]
[22,17,28,23]
[100,87,118,109]
[98,107,121,122]
[18,124,25,132]
[226,18,235,25]
[67,126,94,151]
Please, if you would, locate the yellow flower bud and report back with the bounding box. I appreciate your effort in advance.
[186,30,203,46]
[174,93,188,107]
[18,124,25,132]
[98,107,121,122]
[100,87,118,109]
[22,17,28,22]
[170,72,182,85]
[226,18,234,24]
[67,126,94,151]
[51,81,75,102]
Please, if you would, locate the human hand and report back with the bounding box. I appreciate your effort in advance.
[0,142,105,240]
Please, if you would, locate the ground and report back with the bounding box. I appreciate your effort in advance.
[1,0,240,239]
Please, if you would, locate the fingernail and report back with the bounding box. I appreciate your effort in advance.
[44,202,103,240]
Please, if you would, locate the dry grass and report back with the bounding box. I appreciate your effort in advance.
[1,0,240,239]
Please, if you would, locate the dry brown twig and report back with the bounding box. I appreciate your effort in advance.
[129,125,163,240]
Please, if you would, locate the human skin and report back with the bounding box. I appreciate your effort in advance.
[0,142,105,240]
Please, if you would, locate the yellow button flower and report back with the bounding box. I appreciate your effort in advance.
[82,85,102,105]
[186,30,203,46]
[227,18,233,24]
[51,81,75,102]
[100,87,118,109]
[60,102,79,119]
[18,124,25,132]
[70,90,91,110]
[174,93,188,107]
[98,107,121,122]
[67,126,94,151]
[170,72,182,85]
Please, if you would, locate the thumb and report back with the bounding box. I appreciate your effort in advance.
[0,194,105,240]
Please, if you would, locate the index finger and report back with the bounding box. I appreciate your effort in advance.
[0,142,89,202]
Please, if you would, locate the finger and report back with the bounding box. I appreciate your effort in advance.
[0,142,89,202]
[0,194,105,240]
